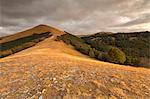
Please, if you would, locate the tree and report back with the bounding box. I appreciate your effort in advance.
[89,49,95,58]
[11,46,23,53]
[125,56,141,66]
[107,48,126,64]
[97,53,103,60]
[75,44,90,55]
[101,53,111,61]
[93,48,100,57]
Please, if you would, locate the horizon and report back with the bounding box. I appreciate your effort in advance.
[1,24,150,38]
[0,0,150,36]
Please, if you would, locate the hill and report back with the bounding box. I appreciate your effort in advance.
[81,31,150,67]
[0,24,65,44]
[0,25,65,58]
[0,25,150,99]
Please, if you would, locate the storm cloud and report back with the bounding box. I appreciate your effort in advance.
[0,0,150,36]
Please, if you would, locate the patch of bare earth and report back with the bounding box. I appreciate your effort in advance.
[0,36,150,99]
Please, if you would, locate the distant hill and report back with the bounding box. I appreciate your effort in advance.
[0,24,65,44]
[82,31,150,67]
[0,24,65,58]
[77,32,114,38]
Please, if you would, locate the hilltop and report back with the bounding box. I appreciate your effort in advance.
[0,25,65,58]
[0,24,65,44]
[0,25,150,99]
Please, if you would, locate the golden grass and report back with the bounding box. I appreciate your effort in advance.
[0,24,65,44]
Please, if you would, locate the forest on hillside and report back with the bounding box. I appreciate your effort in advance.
[0,32,52,58]
[57,31,150,68]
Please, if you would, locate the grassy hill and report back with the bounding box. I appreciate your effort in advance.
[0,32,52,58]
[0,25,150,98]
[0,24,65,44]
[0,25,65,58]
[56,31,150,68]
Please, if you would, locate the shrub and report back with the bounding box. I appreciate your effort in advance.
[93,48,101,57]
[139,58,150,68]
[89,49,95,58]
[97,45,112,52]
[11,46,23,53]
[22,42,36,49]
[33,39,40,43]
[125,56,141,66]
[11,42,36,54]
[101,53,111,62]
[64,39,71,45]
[75,44,90,55]
[38,37,46,41]
[106,48,126,64]
[97,53,103,60]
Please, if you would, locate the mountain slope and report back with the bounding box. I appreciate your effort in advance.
[0,25,65,58]
[0,26,150,99]
[0,24,65,44]
[82,32,150,67]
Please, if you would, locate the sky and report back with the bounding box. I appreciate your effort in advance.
[0,0,150,36]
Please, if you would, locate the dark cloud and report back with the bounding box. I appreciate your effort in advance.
[0,0,150,36]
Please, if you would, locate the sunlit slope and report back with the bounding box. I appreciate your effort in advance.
[3,36,89,59]
[0,29,150,98]
[0,24,65,44]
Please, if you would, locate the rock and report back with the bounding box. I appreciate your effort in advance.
[53,77,57,81]
[38,95,42,99]
[120,81,126,86]
[42,89,46,93]
[110,87,126,98]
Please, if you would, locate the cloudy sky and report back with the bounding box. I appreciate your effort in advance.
[0,0,150,36]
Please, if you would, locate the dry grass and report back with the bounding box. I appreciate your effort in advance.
[0,30,150,99]
[0,24,65,44]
